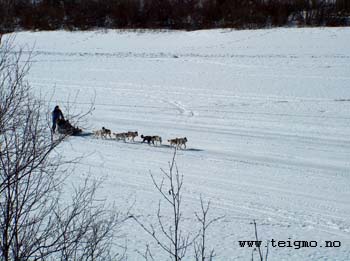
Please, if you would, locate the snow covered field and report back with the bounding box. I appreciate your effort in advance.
[10,28,350,260]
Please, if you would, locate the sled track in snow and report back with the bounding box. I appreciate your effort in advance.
[19,50,350,60]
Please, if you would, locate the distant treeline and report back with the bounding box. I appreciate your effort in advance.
[0,0,349,32]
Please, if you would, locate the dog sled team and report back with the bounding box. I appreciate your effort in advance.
[93,127,188,149]
[51,105,188,149]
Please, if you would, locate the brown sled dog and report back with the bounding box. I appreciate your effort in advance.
[168,137,187,149]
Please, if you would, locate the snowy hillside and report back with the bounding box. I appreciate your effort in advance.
[8,28,350,260]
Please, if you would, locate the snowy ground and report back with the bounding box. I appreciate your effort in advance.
[9,28,350,260]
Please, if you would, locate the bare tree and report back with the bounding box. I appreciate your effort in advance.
[133,150,223,261]
[132,149,195,261]
[0,35,125,261]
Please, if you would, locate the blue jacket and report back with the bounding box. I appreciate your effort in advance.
[52,107,64,123]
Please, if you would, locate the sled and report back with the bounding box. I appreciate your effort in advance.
[56,119,82,136]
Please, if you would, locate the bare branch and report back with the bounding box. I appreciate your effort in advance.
[194,196,223,261]
[251,220,269,261]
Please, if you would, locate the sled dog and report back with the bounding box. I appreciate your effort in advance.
[93,130,102,138]
[141,135,153,144]
[101,127,112,139]
[151,136,162,146]
[168,137,188,149]
[113,132,127,142]
[126,131,138,142]
[168,138,177,147]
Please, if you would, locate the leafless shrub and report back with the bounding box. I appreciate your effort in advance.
[133,150,223,261]
[194,197,223,261]
[132,150,196,261]
[251,220,269,261]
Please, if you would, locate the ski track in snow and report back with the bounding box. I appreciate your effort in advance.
[8,28,350,261]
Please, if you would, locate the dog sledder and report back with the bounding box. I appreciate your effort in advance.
[52,105,82,136]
